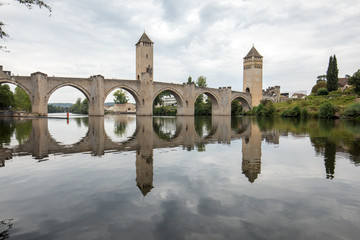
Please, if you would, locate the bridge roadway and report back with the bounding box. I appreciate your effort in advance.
[10,116,251,159]
[0,66,252,116]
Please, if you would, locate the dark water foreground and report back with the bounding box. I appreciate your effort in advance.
[0,116,359,240]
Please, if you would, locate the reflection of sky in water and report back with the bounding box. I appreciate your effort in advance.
[48,118,88,145]
[0,117,360,239]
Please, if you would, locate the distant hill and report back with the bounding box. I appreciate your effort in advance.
[104,102,115,106]
[48,103,73,108]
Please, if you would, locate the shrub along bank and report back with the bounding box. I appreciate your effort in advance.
[247,94,360,119]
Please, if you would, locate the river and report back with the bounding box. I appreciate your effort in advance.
[0,115,359,239]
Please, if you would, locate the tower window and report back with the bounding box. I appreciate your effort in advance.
[146,54,148,58]
[246,88,250,93]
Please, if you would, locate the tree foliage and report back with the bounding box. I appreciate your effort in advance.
[113,89,129,104]
[326,55,339,92]
[317,87,329,96]
[0,84,14,110]
[343,103,360,119]
[48,104,69,113]
[153,91,171,106]
[196,76,207,87]
[318,102,336,118]
[70,98,88,114]
[317,75,326,83]
[311,81,327,94]
[14,87,31,111]
[348,69,360,94]
[187,76,193,84]
[231,99,243,116]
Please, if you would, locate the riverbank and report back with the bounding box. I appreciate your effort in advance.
[247,94,360,119]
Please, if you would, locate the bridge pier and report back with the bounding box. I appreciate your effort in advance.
[212,87,232,116]
[89,75,105,116]
[30,72,48,116]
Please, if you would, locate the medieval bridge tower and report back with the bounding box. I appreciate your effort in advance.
[243,46,263,107]
[136,32,154,82]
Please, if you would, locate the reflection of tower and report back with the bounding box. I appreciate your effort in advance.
[136,149,154,196]
[324,140,336,179]
[243,46,263,107]
[136,32,154,82]
[242,122,262,183]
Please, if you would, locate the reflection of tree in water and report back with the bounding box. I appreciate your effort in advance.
[0,218,13,240]
[0,119,32,147]
[114,121,127,137]
[0,120,14,147]
[348,139,360,165]
[194,116,211,137]
[74,117,89,128]
[196,143,206,152]
[15,120,32,145]
[153,118,176,141]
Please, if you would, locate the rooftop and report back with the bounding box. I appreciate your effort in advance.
[136,32,154,45]
[244,46,262,58]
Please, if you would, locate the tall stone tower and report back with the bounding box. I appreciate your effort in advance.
[243,46,263,107]
[136,32,154,82]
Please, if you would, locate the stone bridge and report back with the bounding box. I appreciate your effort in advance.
[0,67,251,116]
[12,116,251,159]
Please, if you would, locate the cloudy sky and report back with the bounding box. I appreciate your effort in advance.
[1,0,360,103]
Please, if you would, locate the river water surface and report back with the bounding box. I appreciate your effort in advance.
[0,115,359,239]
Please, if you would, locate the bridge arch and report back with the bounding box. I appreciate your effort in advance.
[47,82,91,103]
[0,79,32,100]
[231,94,251,111]
[194,90,220,108]
[153,87,185,108]
[104,85,141,106]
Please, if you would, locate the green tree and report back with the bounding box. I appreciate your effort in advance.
[14,87,31,111]
[187,76,193,84]
[311,81,327,94]
[113,89,129,104]
[317,75,327,83]
[326,55,338,92]
[80,98,88,114]
[194,76,211,115]
[0,84,14,110]
[317,88,329,96]
[348,69,360,94]
[153,91,171,107]
[318,102,336,118]
[196,76,207,87]
[70,98,88,114]
[231,99,243,116]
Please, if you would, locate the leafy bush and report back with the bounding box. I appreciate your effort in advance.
[153,106,177,116]
[317,88,329,96]
[255,102,275,117]
[301,108,309,118]
[311,81,327,94]
[318,102,336,118]
[343,103,360,118]
[281,105,302,118]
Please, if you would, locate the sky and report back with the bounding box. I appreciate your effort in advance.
[1,0,360,103]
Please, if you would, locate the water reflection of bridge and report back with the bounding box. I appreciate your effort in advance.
[15,117,251,158]
[2,116,269,196]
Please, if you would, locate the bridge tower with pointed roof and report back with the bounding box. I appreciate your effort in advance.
[243,46,263,107]
[136,32,154,82]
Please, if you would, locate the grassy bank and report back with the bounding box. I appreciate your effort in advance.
[247,93,360,119]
